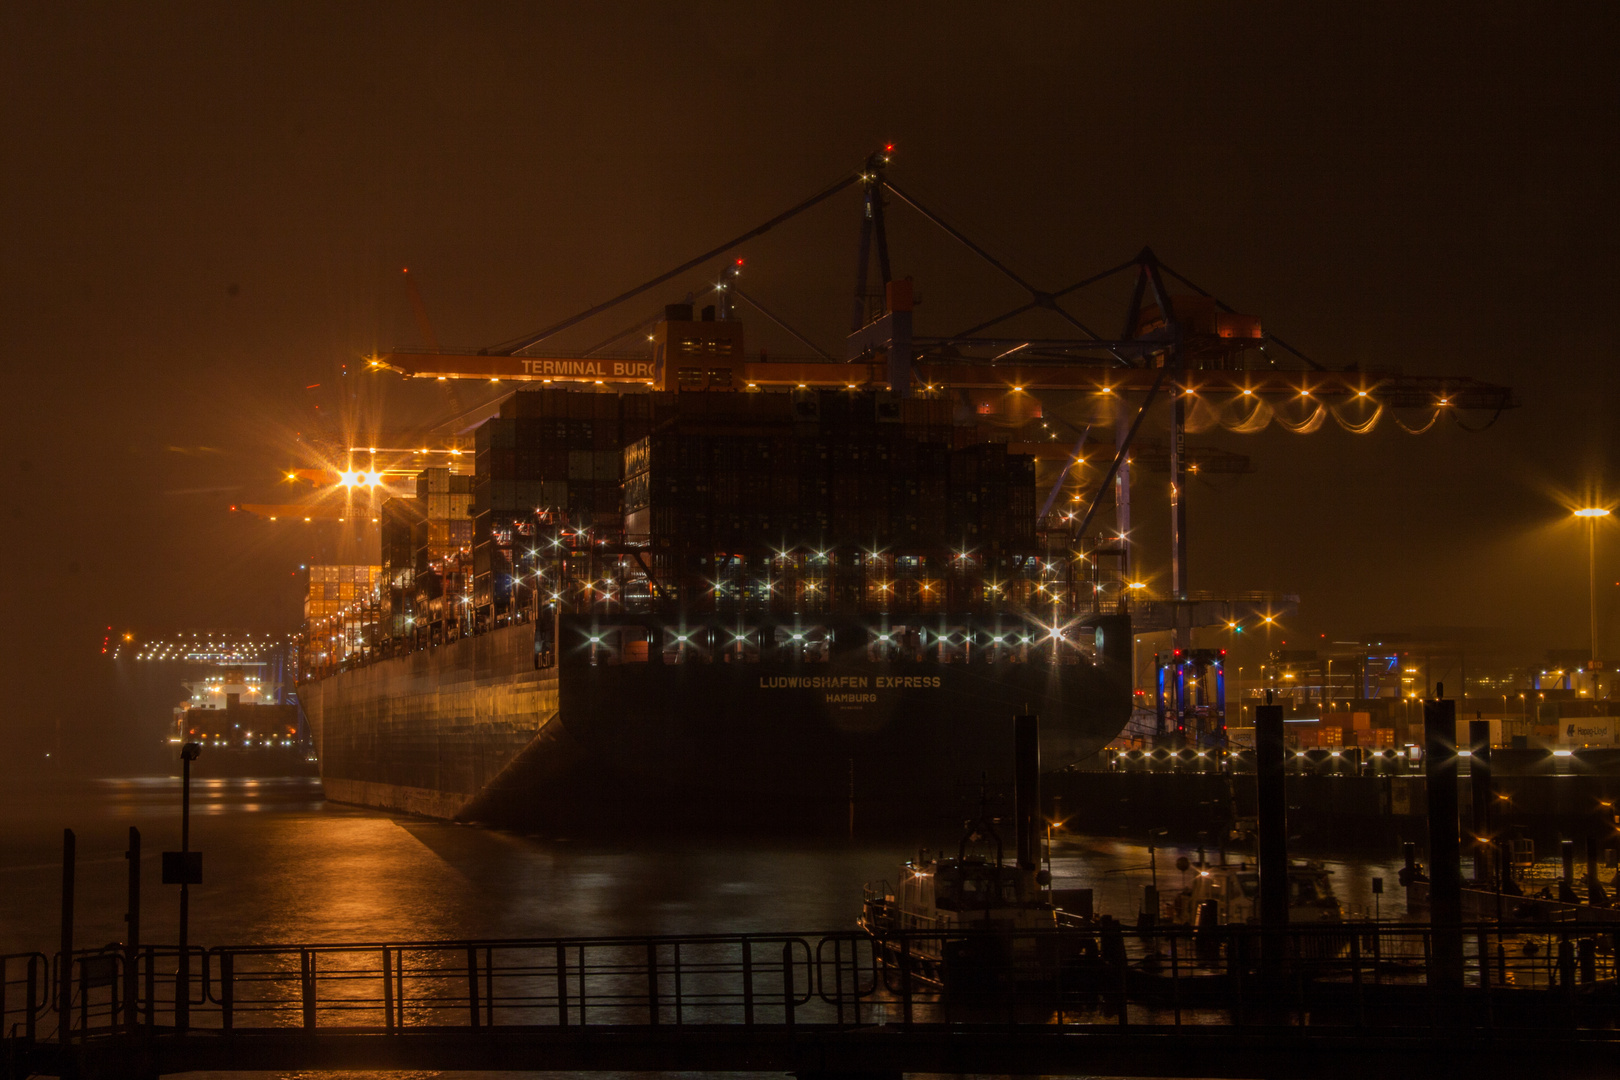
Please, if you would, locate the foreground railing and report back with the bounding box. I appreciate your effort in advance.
[5,922,1619,1046]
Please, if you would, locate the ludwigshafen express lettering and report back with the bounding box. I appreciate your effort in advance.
[758,676,941,689]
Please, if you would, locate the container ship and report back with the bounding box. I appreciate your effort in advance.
[171,661,317,777]
[298,309,1136,830]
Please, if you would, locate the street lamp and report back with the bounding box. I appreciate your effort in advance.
[173,741,201,1029]
[1573,507,1610,683]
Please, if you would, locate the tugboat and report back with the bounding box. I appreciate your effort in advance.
[859,714,1106,995]
[859,804,1094,990]
[1165,854,1343,927]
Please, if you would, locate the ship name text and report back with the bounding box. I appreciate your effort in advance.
[757,675,941,689]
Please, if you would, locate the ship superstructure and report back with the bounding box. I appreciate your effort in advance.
[173,664,300,750]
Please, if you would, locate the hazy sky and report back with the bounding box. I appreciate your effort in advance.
[2,3,1615,763]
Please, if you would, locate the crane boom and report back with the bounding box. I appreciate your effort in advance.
[367,347,1515,410]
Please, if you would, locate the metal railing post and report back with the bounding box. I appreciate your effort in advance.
[1558,929,1575,1009]
[556,944,568,1027]
[1116,938,1129,1028]
[383,948,394,1033]
[143,946,154,1028]
[484,946,494,1028]
[25,957,38,1043]
[1351,933,1363,1027]
[899,936,913,1025]
[124,826,140,1033]
[646,941,659,1025]
[300,949,316,1031]
[221,952,233,1032]
[833,937,845,1025]
[673,942,683,1026]
[59,829,75,1047]
[466,946,480,1029]
[396,950,407,1028]
[1170,933,1181,1027]
[741,938,754,1026]
[1232,933,1246,1027]
[782,943,795,1027]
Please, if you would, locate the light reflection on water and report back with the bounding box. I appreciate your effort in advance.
[0,775,1415,1079]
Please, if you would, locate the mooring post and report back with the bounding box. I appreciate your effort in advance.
[125,826,141,1031]
[59,828,75,1047]
[1469,720,1492,885]
[1255,702,1288,972]
[1424,690,1464,995]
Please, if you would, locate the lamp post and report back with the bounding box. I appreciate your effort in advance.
[177,741,200,1029]
[1574,507,1610,689]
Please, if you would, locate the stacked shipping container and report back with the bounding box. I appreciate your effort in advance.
[368,386,1049,633]
[301,564,381,673]
[471,390,656,623]
[378,467,475,637]
[623,388,1036,552]
[303,386,1079,673]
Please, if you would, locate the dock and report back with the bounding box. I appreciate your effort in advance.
[6,922,1620,1079]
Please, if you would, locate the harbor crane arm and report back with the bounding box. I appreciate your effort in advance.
[368,347,1517,411]
[488,171,861,355]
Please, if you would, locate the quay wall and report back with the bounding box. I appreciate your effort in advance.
[1049,771,1620,850]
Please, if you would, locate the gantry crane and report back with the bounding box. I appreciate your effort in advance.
[357,151,1516,657]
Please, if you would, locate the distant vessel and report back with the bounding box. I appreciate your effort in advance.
[173,664,316,775]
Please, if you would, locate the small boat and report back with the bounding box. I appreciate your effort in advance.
[1165,857,1343,927]
[859,807,1099,995]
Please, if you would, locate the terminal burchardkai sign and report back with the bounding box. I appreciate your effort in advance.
[518,359,657,380]
[375,352,660,385]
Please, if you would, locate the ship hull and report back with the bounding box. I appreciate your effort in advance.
[302,623,559,819]
[303,619,1132,831]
